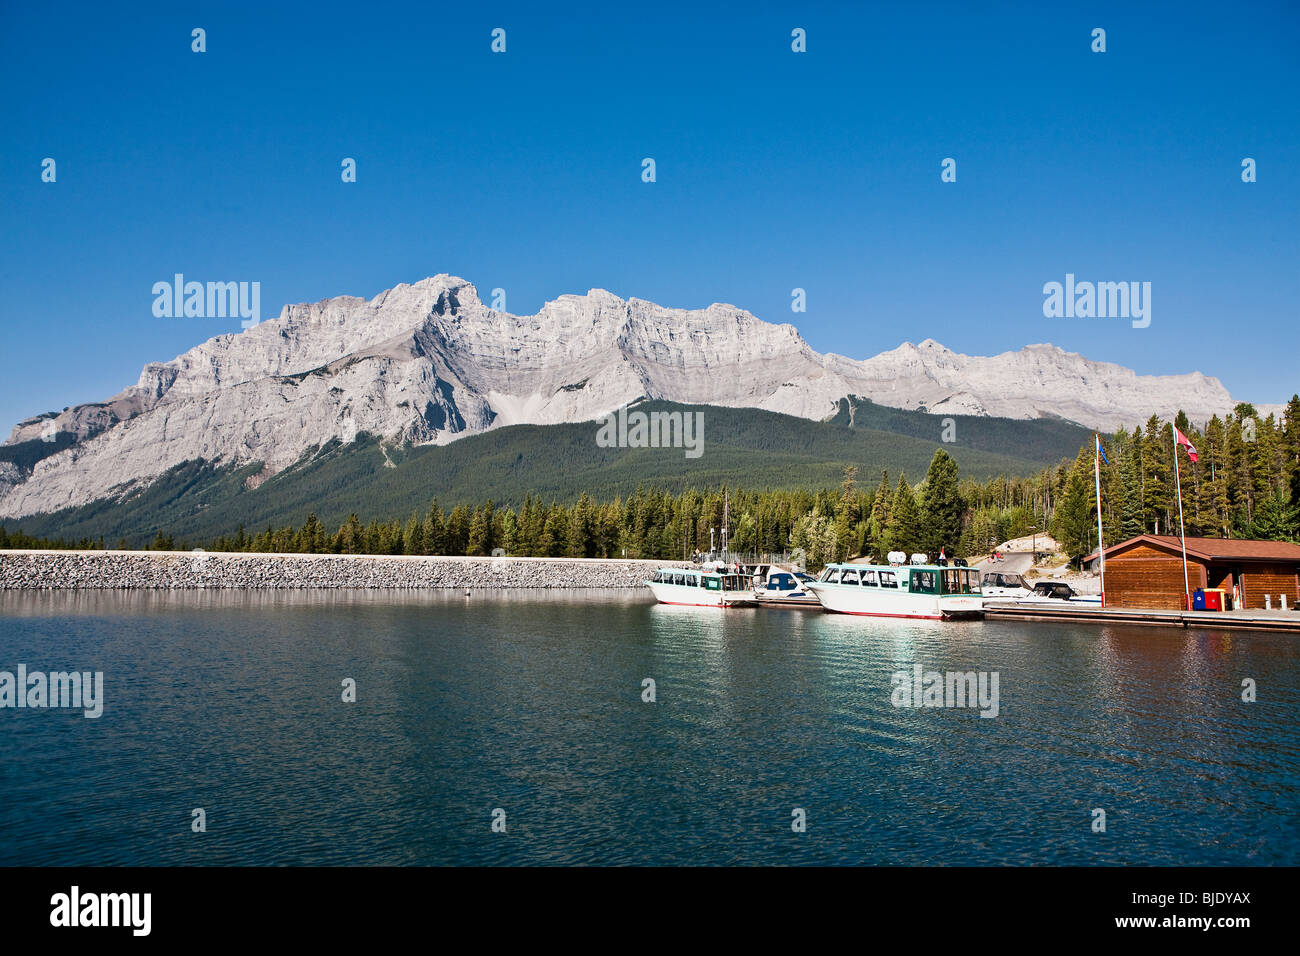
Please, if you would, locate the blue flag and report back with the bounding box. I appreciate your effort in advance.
[1096,435,1109,465]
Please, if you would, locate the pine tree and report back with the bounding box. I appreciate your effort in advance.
[884,474,920,557]
[1051,448,1095,564]
[1249,488,1299,541]
[442,505,469,555]
[1119,440,1144,540]
[1282,395,1300,506]
[1141,416,1172,534]
[918,449,963,556]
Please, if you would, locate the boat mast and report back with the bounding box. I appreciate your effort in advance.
[722,489,730,565]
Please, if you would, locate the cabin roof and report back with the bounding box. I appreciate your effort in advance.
[1084,534,1300,565]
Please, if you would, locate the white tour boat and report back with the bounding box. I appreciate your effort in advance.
[646,566,758,608]
[805,561,984,620]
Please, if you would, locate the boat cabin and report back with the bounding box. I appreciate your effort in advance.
[650,568,752,593]
[818,564,981,594]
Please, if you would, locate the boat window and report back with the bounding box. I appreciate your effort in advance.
[966,569,980,593]
[911,570,939,594]
[840,568,860,585]
[824,568,842,584]
[879,571,898,589]
[705,576,720,591]
[772,574,793,590]
[861,569,877,586]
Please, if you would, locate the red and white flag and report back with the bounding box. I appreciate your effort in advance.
[1174,426,1199,463]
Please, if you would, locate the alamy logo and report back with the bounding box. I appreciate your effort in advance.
[0,664,104,718]
[595,405,704,459]
[50,886,150,936]
[152,274,261,328]
[1042,274,1150,328]
[891,663,999,718]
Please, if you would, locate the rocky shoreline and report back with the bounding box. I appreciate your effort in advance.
[0,550,687,590]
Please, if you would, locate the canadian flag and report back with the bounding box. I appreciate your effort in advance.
[1175,426,1199,463]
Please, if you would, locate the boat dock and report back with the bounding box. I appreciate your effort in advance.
[983,601,1300,632]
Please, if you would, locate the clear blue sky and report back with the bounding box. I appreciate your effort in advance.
[2,0,1297,433]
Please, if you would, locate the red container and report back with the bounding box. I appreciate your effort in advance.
[1204,589,1224,611]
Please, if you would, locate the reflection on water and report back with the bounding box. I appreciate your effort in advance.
[0,590,1296,865]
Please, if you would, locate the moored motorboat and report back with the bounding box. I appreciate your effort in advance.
[979,574,1102,607]
[806,561,984,620]
[979,571,1034,600]
[751,566,821,607]
[646,566,758,608]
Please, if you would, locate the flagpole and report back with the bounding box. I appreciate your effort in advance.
[1094,434,1106,607]
[1172,436,1191,610]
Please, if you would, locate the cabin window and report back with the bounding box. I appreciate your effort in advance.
[840,569,860,585]
[861,569,878,586]
[911,571,938,594]
[824,568,842,584]
[705,576,720,590]
[879,571,898,589]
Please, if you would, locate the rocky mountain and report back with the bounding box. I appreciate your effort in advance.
[0,274,1272,519]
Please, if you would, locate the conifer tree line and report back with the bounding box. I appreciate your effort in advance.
[1047,400,1300,562]
[3,399,1296,567]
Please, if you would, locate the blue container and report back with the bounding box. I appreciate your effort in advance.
[1192,589,1207,611]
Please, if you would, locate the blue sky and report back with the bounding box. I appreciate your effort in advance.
[2,0,1297,432]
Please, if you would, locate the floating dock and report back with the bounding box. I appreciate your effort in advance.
[983,601,1300,632]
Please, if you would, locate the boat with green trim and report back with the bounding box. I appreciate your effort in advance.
[805,562,983,620]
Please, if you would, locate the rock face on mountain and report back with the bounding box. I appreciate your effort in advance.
[0,274,1262,518]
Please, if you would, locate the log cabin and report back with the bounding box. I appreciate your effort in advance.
[1084,535,1300,610]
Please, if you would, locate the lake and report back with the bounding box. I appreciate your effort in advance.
[1,589,1296,865]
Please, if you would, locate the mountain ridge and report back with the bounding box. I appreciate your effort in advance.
[1,399,1096,547]
[0,274,1279,520]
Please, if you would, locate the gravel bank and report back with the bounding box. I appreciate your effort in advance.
[0,550,688,590]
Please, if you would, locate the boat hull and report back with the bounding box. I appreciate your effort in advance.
[646,581,756,608]
[807,583,984,620]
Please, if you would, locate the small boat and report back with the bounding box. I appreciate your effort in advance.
[752,566,821,607]
[979,574,1102,606]
[979,571,1034,600]
[646,566,758,608]
[805,561,984,620]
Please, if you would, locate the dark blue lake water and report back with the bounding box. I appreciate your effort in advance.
[1,590,1296,865]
